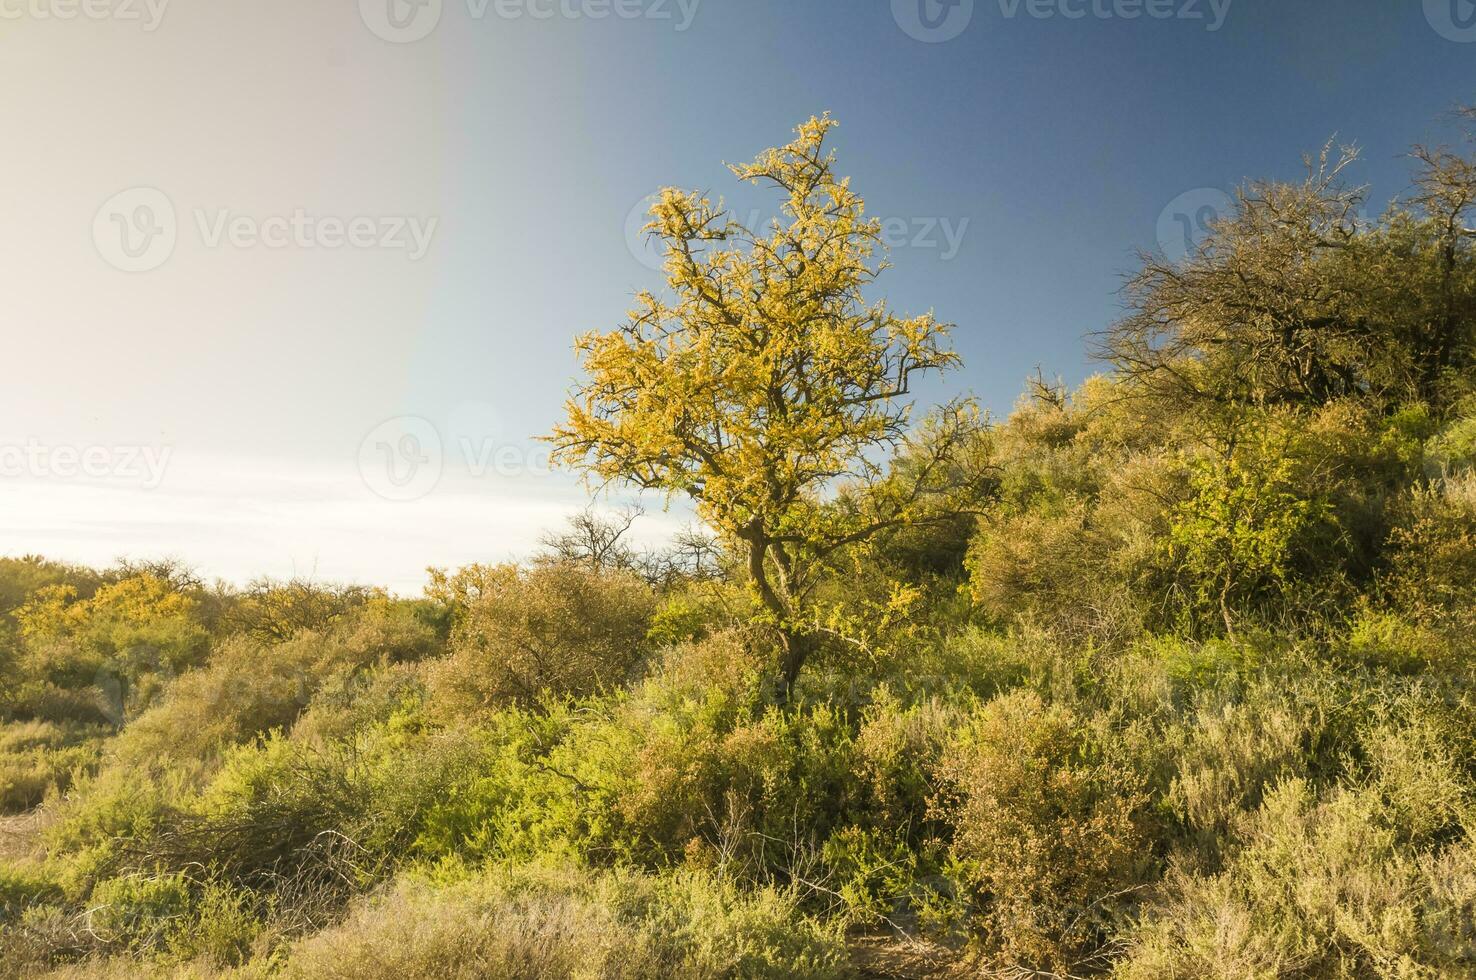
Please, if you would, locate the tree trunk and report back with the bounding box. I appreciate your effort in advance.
[777,628,814,705]
[1219,569,1237,640]
[744,529,808,704]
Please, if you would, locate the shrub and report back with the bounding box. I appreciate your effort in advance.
[275,864,849,980]
[0,739,101,814]
[111,635,319,775]
[16,575,210,720]
[0,863,63,919]
[1163,428,1338,637]
[852,690,960,835]
[219,577,376,642]
[0,682,115,728]
[151,734,382,899]
[1381,475,1476,646]
[289,663,427,746]
[115,602,437,776]
[933,689,1156,975]
[1347,606,1456,674]
[43,764,181,897]
[897,626,1054,704]
[645,586,741,649]
[1164,687,1313,870]
[643,629,767,709]
[429,564,655,714]
[0,903,91,978]
[1426,406,1476,476]
[965,499,1129,641]
[162,880,263,967]
[1118,779,1476,978]
[85,872,192,953]
[411,679,863,881]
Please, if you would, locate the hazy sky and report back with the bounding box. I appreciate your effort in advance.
[2,0,1472,592]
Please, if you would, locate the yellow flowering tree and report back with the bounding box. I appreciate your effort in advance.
[550,116,974,697]
[17,574,208,718]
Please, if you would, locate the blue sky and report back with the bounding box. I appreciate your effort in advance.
[416,0,1473,430]
[2,0,1473,589]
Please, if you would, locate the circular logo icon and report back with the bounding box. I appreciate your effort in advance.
[359,0,442,43]
[1425,0,1476,42]
[624,192,667,272]
[891,0,974,42]
[1156,188,1234,264]
[93,187,177,273]
[358,416,443,501]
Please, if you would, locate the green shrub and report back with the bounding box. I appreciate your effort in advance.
[16,574,210,721]
[157,734,380,896]
[0,743,100,814]
[219,578,375,642]
[162,880,262,967]
[44,764,181,897]
[0,720,108,813]
[289,663,427,746]
[1164,687,1313,870]
[115,602,437,777]
[412,680,862,881]
[275,863,848,980]
[0,863,63,919]
[1426,408,1476,476]
[86,873,192,953]
[934,689,1157,975]
[1381,475,1476,649]
[646,587,741,649]
[1347,606,1457,674]
[1118,779,1476,978]
[965,499,1133,642]
[902,626,1054,702]
[429,564,656,715]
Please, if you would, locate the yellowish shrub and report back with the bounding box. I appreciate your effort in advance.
[934,690,1155,975]
[429,564,655,714]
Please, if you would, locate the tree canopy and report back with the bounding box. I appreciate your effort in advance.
[550,115,977,695]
